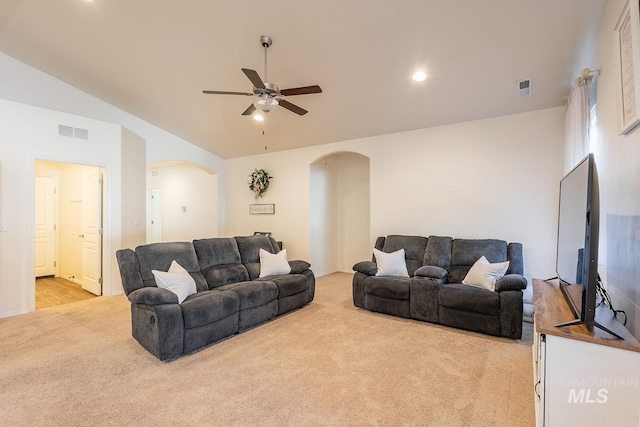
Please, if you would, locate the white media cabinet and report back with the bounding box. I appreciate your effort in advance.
[532,279,640,427]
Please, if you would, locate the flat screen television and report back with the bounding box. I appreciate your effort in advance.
[555,153,621,339]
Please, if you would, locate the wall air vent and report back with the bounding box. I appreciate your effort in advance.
[58,125,74,137]
[74,128,89,140]
[517,79,531,98]
[58,124,89,140]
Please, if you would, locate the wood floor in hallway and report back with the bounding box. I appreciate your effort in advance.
[36,276,98,309]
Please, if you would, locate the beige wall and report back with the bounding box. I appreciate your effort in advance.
[146,163,218,242]
[0,52,227,234]
[0,99,122,316]
[581,0,640,339]
[121,128,147,251]
[226,107,565,281]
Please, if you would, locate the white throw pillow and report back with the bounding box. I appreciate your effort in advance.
[152,260,197,303]
[462,256,510,292]
[373,248,409,278]
[259,248,291,278]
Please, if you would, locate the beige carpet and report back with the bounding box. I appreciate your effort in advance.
[0,273,535,426]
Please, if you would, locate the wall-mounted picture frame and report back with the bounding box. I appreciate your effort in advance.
[613,0,640,135]
[249,203,275,215]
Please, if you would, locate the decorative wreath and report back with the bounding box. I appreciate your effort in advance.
[248,168,273,199]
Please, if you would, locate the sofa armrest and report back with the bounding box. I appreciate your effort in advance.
[289,260,311,274]
[128,287,179,306]
[414,265,448,280]
[495,274,527,292]
[353,261,377,276]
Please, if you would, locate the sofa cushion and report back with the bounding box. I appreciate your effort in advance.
[128,287,178,305]
[201,264,250,289]
[364,276,410,300]
[414,265,448,279]
[193,237,243,267]
[507,242,524,275]
[193,238,250,288]
[451,239,508,265]
[438,283,500,316]
[181,290,239,329]
[235,235,277,263]
[289,260,311,274]
[258,274,308,298]
[424,236,453,269]
[353,260,377,276]
[373,248,409,277]
[495,274,528,292]
[235,235,278,280]
[215,281,278,310]
[382,235,427,276]
[449,239,508,284]
[135,242,209,292]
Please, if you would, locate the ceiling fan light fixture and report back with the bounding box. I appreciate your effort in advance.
[253,96,279,112]
[412,71,427,82]
[253,113,264,121]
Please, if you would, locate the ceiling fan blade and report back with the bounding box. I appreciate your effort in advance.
[279,99,308,116]
[242,104,256,116]
[202,90,254,96]
[280,85,322,96]
[241,68,266,90]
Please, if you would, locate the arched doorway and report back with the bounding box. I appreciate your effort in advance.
[309,152,370,277]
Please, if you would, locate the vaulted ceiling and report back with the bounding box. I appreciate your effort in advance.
[0,1,607,158]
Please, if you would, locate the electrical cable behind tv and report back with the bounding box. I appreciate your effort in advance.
[596,274,627,326]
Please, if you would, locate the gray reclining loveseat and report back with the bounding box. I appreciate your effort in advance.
[352,235,526,339]
[116,235,315,360]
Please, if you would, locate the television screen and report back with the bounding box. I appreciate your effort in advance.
[556,156,590,318]
[555,154,623,339]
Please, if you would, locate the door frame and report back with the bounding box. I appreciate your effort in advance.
[30,157,111,311]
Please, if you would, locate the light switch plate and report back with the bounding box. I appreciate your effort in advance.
[0,222,7,232]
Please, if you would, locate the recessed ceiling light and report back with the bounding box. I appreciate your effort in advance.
[253,114,264,122]
[412,71,427,82]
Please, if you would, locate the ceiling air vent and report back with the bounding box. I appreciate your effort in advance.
[517,79,531,98]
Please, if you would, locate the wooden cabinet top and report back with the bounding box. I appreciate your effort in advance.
[533,278,640,352]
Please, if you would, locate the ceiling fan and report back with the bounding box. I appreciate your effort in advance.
[203,35,322,116]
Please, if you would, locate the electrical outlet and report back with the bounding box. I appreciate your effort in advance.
[0,222,7,232]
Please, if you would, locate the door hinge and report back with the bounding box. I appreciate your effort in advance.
[53,187,57,194]
[98,277,103,285]
[54,224,57,231]
[54,261,57,267]
[98,178,103,186]
[98,228,103,235]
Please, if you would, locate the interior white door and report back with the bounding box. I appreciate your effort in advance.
[81,168,102,296]
[34,176,55,277]
[149,188,163,243]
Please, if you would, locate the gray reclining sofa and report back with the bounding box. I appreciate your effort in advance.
[116,235,315,360]
[352,235,526,339]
